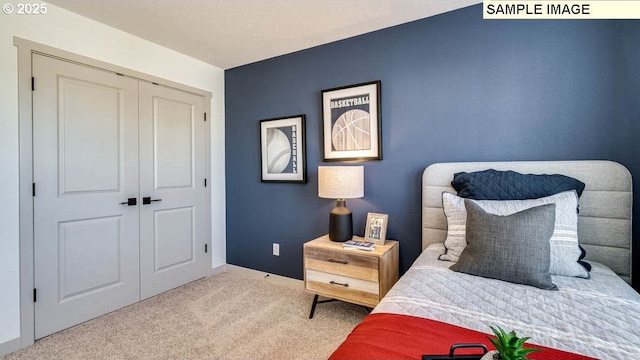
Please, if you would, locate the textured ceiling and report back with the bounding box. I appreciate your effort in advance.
[45,0,480,69]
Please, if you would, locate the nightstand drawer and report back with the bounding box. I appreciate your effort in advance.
[305,269,379,307]
[304,247,378,282]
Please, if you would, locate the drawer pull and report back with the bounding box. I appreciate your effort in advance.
[328,259,348,265]
[330,281,349,287]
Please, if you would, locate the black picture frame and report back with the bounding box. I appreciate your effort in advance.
[259,115,307,183]
[321,80,382,161]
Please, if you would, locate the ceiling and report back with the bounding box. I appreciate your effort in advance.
[45,0,480,70]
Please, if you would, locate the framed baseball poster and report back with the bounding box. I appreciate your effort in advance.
[321,80,382,161]
[259,115,306,183]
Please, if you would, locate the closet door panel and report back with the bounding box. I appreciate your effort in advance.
[32,54,140,339]
[139,82,207,299]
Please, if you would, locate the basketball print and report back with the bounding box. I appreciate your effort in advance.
[266,128,291,173]
[331,109,371,151]
[322,81,380,161]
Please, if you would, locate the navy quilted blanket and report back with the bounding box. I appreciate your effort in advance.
[451,169,585,200]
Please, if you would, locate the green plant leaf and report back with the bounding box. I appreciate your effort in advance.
[517,348,542,356]
[514,337,529,349]
[486,325,541,360]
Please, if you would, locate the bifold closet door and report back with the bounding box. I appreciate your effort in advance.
[138,82,207,300]
[32,55,208,338]
[32,54,141,339]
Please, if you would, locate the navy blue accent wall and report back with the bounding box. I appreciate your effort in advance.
[225,5,640,288]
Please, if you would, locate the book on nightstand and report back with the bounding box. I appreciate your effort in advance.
[343,239,376,251]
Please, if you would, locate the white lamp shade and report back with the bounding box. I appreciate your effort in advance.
[318,166,364,199]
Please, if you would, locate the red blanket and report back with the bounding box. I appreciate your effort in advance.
[329,313,597,360]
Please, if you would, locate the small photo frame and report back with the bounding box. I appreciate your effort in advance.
[321,80,382,161]
[260,115,306,183]
[364,212,388,245]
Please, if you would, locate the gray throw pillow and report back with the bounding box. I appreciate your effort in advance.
[450,200,558,290]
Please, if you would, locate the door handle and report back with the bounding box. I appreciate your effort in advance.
[120,198,137,206]
[142,197,162,205]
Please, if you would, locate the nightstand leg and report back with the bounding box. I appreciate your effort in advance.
[309,295,339,319]
[309,294,319,319]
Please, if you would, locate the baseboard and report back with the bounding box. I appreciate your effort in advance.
[225,264,303,290]
[207,263,226,277]
[0,336,22,356]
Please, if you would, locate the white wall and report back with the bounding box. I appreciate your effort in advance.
[0,3,225,350]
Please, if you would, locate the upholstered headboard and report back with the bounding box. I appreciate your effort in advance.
[422,161,633,283]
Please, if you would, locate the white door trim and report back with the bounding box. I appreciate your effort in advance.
[15,37,212,350]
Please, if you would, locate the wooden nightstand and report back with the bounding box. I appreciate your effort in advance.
[303,234,399,318]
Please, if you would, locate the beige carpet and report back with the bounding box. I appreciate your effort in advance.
[2,272,368,360]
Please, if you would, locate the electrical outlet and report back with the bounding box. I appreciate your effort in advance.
[273,243,280,256]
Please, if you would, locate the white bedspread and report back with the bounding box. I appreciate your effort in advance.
[373,244,640,359]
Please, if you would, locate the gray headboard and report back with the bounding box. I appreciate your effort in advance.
[422,160,633,283]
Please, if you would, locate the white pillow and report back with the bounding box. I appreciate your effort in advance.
[441,191,589,278]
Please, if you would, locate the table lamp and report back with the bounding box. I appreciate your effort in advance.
[318,166,364,242]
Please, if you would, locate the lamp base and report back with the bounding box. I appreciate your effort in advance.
[328,199,353,242]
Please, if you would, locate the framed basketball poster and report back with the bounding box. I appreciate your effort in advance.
[259,115,306,183]
[321,80,381,161]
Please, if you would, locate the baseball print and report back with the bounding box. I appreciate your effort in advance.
[260,115,306,183]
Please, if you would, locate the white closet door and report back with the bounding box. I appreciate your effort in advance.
[138,82,207,299]
[33,54,140,339]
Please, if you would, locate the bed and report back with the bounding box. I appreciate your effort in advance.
[330,160,639,360]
